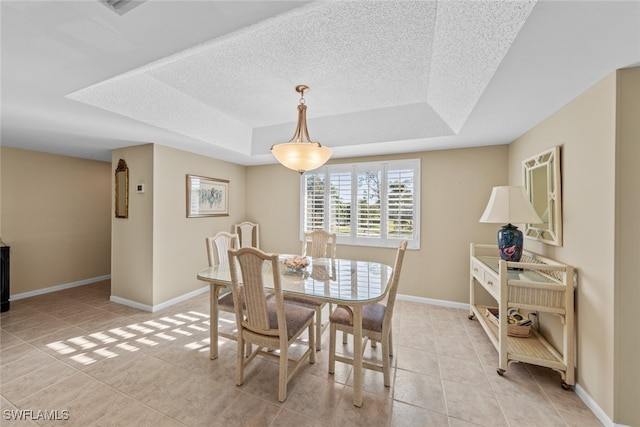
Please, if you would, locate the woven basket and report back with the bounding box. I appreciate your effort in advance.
[485,307,531,338]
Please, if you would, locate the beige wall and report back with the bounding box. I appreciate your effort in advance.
[111,144,247,307]
[152,144,247,305]
[613,67,640,427]
[509,68,640,425]
[111,144,154,305]
[1,147,111,294]
[247,145,507,304]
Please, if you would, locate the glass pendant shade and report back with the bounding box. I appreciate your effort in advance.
[271,85,332,174]
[271,141,332,174]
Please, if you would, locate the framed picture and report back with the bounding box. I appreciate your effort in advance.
[186,174,229,217]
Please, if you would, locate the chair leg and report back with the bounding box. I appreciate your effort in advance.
[315,307,322,351]
[382,331,391,387]
[236,335,245,386]
[328,323,336,374]
[278,346,288,402]
[309,323,316,364]
[389,328,393,357]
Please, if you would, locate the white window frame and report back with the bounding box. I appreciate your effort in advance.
[300,158,420,249]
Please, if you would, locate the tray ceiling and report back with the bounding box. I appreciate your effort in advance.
[2,1,639,164]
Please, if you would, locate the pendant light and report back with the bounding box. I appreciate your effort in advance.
[271,85,332,174]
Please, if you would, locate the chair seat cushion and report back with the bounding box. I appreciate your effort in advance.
[266,301,315,340]
[219,288,273,309]
[218,291,236,308]
[283,294,324,307]
[330,303,386,333]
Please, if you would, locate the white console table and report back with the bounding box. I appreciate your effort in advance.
[469,243,576,389]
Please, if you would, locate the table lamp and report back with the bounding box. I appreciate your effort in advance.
[479,186,542,262]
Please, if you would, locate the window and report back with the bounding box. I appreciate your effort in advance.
[301,159,420,249]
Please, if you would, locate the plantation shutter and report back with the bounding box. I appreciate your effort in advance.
[304,173,325,230]
[386,167,415,239]
[328,171,352,236]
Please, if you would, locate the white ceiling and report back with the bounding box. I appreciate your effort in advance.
[2,1,639,165]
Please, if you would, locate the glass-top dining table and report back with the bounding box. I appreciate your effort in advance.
[197,255,394,407]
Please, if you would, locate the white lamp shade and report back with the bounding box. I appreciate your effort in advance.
[271,142,332,173]
[479,186,543,224]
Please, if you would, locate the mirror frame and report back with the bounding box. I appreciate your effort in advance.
[522,146,562,246]
[115,159,129,219]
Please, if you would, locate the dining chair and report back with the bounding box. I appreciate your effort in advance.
[205,232,241,342]
[206,231,238,266]
[328,240,407,387]
[285,229,337,350]
[228,247,315,402]
[234,221,260,249]
[301,229,336,258]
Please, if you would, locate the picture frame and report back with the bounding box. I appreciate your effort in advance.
[186,174,229,217]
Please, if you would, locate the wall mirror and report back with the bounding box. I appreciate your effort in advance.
[115,159,129,218]
[522,146,562,246]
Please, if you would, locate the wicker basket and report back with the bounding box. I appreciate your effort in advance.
[485,307,531,338]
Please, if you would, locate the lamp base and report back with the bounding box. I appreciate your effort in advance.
[497,223,523,262]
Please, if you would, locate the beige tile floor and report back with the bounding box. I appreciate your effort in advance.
[0,281,602,426]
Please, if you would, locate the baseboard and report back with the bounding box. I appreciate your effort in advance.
[574,383,629,427]
[10,275,111,301]
[397,293,469,310]
[397,293,627,426]
[109,295,153,312]
[10,275,208,315]
[110,285,209,313]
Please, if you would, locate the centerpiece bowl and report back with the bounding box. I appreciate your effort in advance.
[283,255,309,273]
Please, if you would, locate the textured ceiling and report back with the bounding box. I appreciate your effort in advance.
[2,1,639,165]
[67,1,535,156]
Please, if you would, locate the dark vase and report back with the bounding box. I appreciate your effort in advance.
[497,223,523,262]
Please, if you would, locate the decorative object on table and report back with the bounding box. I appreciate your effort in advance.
[522,146,562,246]
[186,174,229,217]
[283,255,309,272]
[479,186,542,262]
[271,85,332,174]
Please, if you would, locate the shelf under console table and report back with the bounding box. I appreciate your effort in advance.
[469,243,576,389]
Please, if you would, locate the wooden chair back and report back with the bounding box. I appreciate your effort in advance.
[228,247,284,338]
[382,240,408,328]
[234,222,260,249]
[205,232,239,266]
[302,229,337,258]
